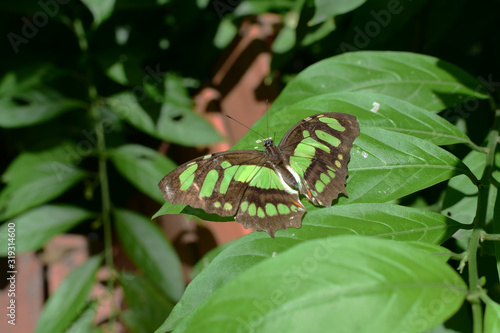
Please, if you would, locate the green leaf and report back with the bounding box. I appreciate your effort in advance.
[309,0,366,25]
[339,127,473,204]
[189,241,233,279]
[485,300,500,333]
[0,72,85,128]
[265,92,473,147]
[66,301,99,333]
[272,51,489,112]
[114,209,185,302]
[0,144,86,221]
[168,236,466,333]
[442,150,498,224]
[109,144,177,203]
[300,19,336,46]
[119,272,175,333]
[107,75,223,147]
[153,201,233,222]
[34,256,102,333]
[0,205,93,255]
[213,17,238,49]
[494,183,500,279]
[156,74,223,146]
[81,0,116,27]
[272,24,296,54]
[160,203,461,330]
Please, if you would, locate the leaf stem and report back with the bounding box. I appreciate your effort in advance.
[479,232,500,241]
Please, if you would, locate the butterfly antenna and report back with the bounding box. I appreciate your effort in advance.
[225,115,265,139]
[266,99,270,139]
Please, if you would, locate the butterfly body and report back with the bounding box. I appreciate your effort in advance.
[159,112,360,237]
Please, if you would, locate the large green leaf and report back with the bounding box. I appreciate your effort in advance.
[109,144,177,203]
[34,256,102,333]
[0,205,93,255]
[264,92,472,147]
[114,209,184,302]
[164,236,466,333]
[271,51,489,112]
[119,272,175,333]
[0,143,86,221]
[341,126,473,204]
[160,203,462,330]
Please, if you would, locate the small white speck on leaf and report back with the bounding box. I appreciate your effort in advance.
[272,251,277,257]
[370,102,380,113]
[361,151,369,158]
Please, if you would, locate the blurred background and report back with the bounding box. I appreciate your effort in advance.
[0,0,499,332]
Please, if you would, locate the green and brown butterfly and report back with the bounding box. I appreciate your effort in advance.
[159,112,360,237]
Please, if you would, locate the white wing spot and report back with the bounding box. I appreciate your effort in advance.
[254,146,259,149]
[370,101,380,113]
[203,154,212,160]
[256,139,262,143]
[361,151,369,158]
[272,251,277,257]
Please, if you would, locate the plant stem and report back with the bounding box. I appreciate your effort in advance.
[75,15,117,329]
[467,109,500,333]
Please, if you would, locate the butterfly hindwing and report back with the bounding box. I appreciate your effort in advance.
[279,112,360,206]
[234,166,305,237]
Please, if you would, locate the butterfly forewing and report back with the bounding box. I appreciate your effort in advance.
[279,113,360,206]
[159,150,307,236]
[159,150,266,216]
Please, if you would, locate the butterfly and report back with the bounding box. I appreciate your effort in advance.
[159,112,360,237]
